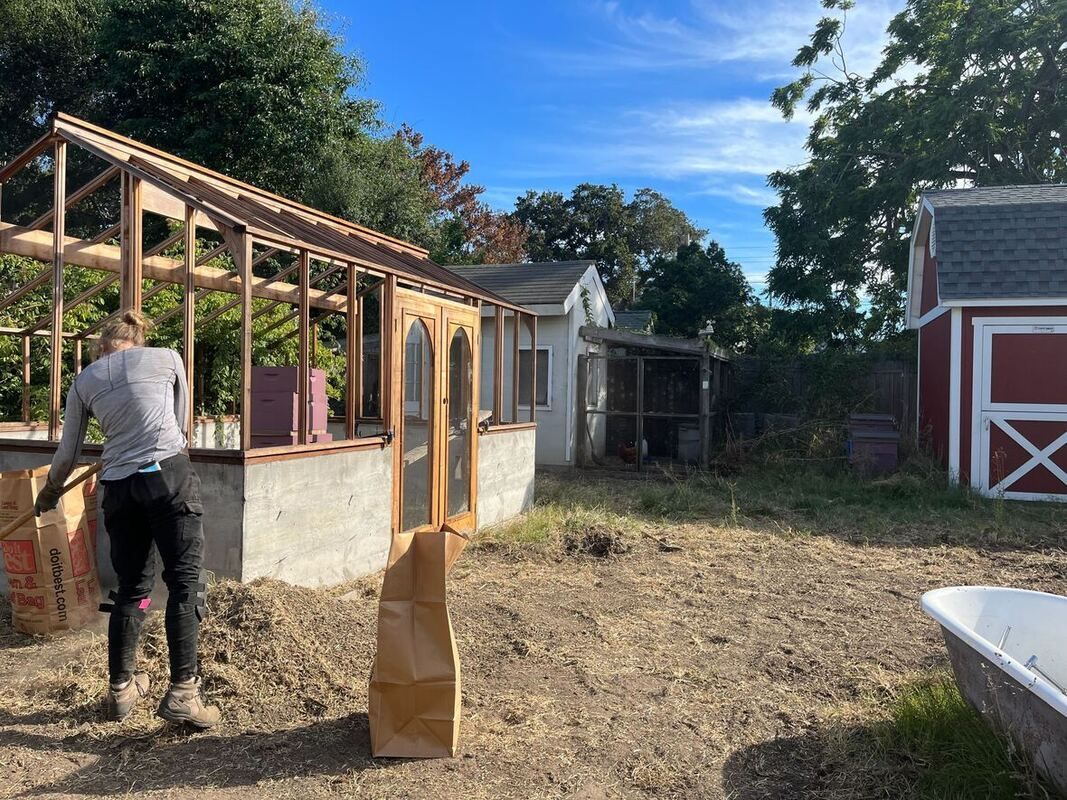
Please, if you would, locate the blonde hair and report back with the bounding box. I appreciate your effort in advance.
[98,309,152,355]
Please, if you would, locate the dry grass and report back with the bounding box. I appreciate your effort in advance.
[0,468,1064,799]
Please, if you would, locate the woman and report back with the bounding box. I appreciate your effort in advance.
[34,310,219,728]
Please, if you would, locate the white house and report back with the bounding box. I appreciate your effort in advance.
[448,261,614,465]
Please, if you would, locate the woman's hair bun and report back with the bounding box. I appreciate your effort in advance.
[121,309,152,330]
[97,308,153,354]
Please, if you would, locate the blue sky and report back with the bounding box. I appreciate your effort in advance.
[321,0,903,295]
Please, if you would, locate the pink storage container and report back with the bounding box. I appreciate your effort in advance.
[252,366,326,398]
[250,432,334,449]
[250,393,328,434]
[251,433,298,448]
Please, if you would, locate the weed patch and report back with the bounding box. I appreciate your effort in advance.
[873,674,1051,799]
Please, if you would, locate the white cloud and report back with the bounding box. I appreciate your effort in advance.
[528,98,813,181]
[696,182,781,208]
[545,0,901,78]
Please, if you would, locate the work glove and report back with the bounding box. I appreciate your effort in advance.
[34,483,63,517]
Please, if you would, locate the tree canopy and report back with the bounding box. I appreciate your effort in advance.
[0,0,520,258]
[766,0,1066,344]
[512,184,705,305]
[638,242,762,350]
[0,0,525,420]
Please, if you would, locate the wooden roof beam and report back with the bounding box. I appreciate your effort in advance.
[20,274,120,335]
[0,270,51,317]
[0,222,347,312]
[199,255,320,327]
[0,132,56,184]
[80,279,175,338]
[27,165,120,231]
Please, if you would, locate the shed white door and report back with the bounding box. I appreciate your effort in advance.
[974,320,1067,501]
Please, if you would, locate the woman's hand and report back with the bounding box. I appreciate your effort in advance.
[34,484,63,516]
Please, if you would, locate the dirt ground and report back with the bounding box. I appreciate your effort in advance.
[1,471,1064,799]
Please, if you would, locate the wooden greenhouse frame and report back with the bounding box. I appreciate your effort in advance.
[0,114,537,497]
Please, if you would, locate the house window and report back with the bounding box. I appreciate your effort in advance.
[519,346,551,409]
[404,335,428,418]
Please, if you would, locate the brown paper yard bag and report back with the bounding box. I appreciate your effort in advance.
[0,465,101,634]
[368,526,469,758]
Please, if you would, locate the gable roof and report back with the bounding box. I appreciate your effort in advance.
[924,184,1067,301]
[447,261,595,306]
[614,310,653,333]
[40,113,522,311]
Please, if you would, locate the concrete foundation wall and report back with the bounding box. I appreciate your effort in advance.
[0,447,242,593]
[241,445,393,586]
[195,461,244,580]
[477,427,536,528]
[2,424,529,594]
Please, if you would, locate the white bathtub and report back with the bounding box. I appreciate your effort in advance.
[922,586,1067,793]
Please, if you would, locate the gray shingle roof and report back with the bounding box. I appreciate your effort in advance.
[614,310,653,332]
[924,185,1067,299]
[446,261,594,306]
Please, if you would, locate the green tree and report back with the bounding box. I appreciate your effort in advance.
[0,0,516,418]
[96,0,372,198]
[766,0,1066,344]
[639,242,761,350]
[513,184,704,304]
[0,0,102,164]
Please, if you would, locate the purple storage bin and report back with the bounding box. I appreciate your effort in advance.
[251,433,298,448]
[252,366,326,397]
[250,431,334,449]
[251,392,300,433]
[250,392,328,434]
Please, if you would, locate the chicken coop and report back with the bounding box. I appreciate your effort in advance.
[576,327,730,471]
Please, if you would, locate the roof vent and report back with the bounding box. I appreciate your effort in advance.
[928,219,936,257]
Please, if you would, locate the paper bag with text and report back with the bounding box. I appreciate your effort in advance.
[368,527,469,758]
[0,465,100,635]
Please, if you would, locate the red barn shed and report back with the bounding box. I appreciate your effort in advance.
[907,185,1067,502]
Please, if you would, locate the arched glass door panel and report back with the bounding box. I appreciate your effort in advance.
[401,319,434,531]
[446,328,473,518]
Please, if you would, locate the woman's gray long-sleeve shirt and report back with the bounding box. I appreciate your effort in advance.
[47,347,189,487]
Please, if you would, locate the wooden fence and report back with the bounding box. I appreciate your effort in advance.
[730,356,918,438]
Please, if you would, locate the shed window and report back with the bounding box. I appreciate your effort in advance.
[519,346,551,409]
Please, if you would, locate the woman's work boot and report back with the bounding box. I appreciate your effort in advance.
[156,676,220,729]
[107,673,150,721]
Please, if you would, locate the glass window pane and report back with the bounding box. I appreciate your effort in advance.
[401,320,433,531]
[519,348,550,407]
[361,285,382,418]
[447,328,472,518]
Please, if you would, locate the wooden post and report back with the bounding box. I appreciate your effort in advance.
[511,312,521,425]
[48,140,67,441]
[493,306,504,424]
[345,264,360,439]
[120,172,143,311]
[528,315,537,423]
[236,231,253,451]
[699,354,711,469]
[183,206,196,428]
[311,321,318,368]
[576,353,588,467]
[21,335,30,423]
[297,250,310,445]
[73,338,82,376]
[381,275,396,436]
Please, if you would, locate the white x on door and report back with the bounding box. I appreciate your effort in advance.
[974,319,1067,501]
